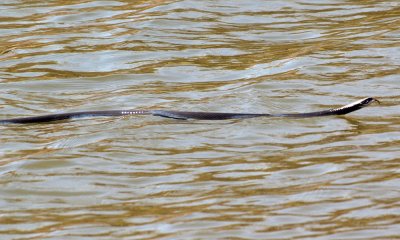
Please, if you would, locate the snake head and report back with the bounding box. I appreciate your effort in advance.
[363,97,380,106]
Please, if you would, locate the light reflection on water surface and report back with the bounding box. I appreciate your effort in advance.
[0,0,399,239]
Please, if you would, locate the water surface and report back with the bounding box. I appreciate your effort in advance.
[0,0,399,239]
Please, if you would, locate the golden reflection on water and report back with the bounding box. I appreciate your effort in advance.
[0,0,399,239]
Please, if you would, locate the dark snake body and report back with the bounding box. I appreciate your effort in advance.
[0,97,378,124]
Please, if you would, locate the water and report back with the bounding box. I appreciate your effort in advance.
[0,0,399,239]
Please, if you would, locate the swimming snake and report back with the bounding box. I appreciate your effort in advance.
[0,97,379,124]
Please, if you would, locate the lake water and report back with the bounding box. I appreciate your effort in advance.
[0,0,399,239]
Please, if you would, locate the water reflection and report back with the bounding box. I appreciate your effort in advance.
[0,0,399,239]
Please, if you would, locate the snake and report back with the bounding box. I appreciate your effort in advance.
[0,97,378,124]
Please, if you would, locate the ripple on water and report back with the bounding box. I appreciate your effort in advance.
[0,0,399,239]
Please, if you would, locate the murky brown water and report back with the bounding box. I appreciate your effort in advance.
[0,0,399,239]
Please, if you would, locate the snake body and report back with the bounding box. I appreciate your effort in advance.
[0,97,378,124]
